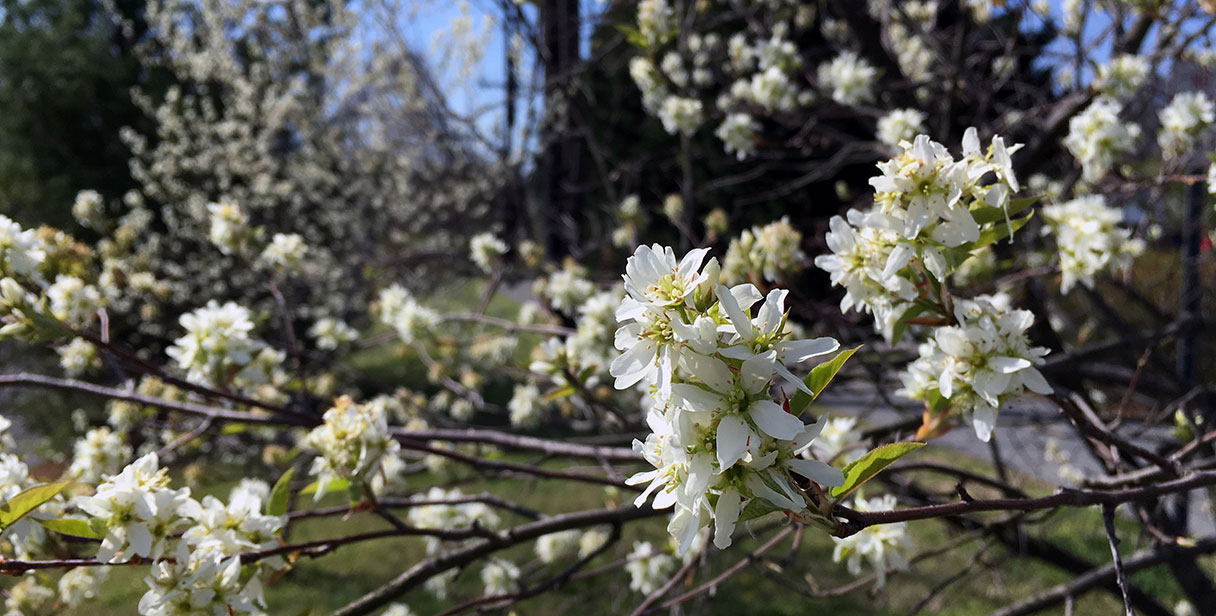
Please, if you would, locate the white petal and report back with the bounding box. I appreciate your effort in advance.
[127,523,154,558]
[779,337,839,363]
[730,284,763,310]
[990,356,1032,374]
[750,400,805,440]
[971,405,998,442]
[713,487,741,549]
[716,415,751,472]
[740,351,777,394]
[683,353,734,393]
[787,458,845,487]
[1020,368,1053,394]
[716,285,755,340]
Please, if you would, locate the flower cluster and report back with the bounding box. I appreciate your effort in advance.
[721,217,806,285]
[1041,194,1144,293]
[46,275,103,326]
[74,453,194,563]
[379,284,438,345]
[613,244,844,552]
[657,96,704,136]
[258,233,308,270]
[831,494,914,587]
[166,300,266,386]
[309,316,358,350]
[1063,98,1139,182]
[817,51,877,106]
[816,129,1021,340]
[304,395,401,500]
[1095,54,1148,99]
[876,108,927,148]
[72,189,106,229]
[715,113,759,160]
[469,232,508,273]
[1157,91,1215,160]
[0,214,46,276]
[69,426,132,484]
[206,201,250,255]
[899,295,1052,441]
[0,452,53,559]
[406,487,502,598]
[625,541,676,595]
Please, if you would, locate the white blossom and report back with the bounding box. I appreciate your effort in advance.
[166,300,262,386]
[1158,91,1215,159]
[206,200,249,255]
[0,215,45,276]
[1042,194,1144,292]
[877,108,927,148]
[1063,98,1139,182]
[831,494,914,587]
[74,452,197,563]
[1095,54,1148,99]
[625,541,676,594]
[818,52,877,106]
[309,317,358,350]
[715,113,758,160]
[59,567,108,608]
[57,337,100,377]
[258,233,308,270]
[535,529,581,564]
[378,285,438,345]
[899,295,1052,441]
[469,232,508,273]
[508,383,544,427]
[480,559,520,595]
[721,217,805,284]
[70,426,132,484]
[304,395,400,500]
[657,96,703,136]
[72,190,106,229]
[46,275,103,326]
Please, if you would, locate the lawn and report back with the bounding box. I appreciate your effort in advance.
[58,446,1197,616]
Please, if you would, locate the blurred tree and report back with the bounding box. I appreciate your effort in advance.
[0,0,151,226]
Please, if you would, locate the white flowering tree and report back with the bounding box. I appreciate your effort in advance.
[0,0,1214,615]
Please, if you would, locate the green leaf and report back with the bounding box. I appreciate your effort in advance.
[0,481,72,529]
[542,384,576,403]
[969,211,1033,249]
[221,423,248,435]
[613,24,648,48]
[789,346,861,414]
[737,497,786,524]
[300,477,349,497]
[36,517,102,539]
[970,195,1038,225]
[830,442,926,500]
[268,467,294,517]
[891,304,932,345]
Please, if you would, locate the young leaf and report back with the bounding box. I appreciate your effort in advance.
[970,195,1038,225]
[737,497,786,524]
[891,304,934,345]
[829,442,926,501]
[789,346,862,414]
[970,211,1033,249]
[542,384,576,403]
[0,481,72,529]
[36,517,102,539]
[268,467,295,517]
[300,477,349,496]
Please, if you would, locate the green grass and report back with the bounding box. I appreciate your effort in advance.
[44,446,1206,616]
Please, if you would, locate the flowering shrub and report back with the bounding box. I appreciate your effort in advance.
[0,0,1211,614]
